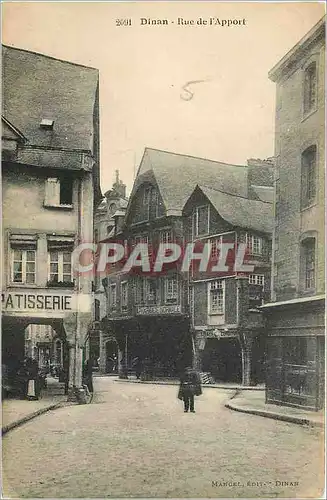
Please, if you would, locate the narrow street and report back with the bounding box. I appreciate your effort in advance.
[2,377,324,499]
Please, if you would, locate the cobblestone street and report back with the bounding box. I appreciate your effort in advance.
[2,378,324,498]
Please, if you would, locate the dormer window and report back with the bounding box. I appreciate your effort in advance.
[195,205,210,236]
[40,119,54,130]
[143,187,151,206]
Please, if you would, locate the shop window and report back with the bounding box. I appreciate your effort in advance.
[284,337,307,365]
[209,280,224,314]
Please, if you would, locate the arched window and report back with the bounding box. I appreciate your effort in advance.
[303,62,317,115]
[301,145,316,208]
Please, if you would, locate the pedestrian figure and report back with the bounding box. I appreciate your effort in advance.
[83,358,94,393]
[132,357,143,380]
[178,366,202,413]
[25,357,41,400]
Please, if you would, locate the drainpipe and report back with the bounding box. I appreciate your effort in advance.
[74,175,82,393]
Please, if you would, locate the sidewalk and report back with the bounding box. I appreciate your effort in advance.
[116,377,324,427]
[226,389,324,428]
[2,377,68,435]
[115,375,265,391]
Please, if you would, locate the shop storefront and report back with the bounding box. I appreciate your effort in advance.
[264,297,325,411]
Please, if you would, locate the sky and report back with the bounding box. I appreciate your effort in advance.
[2,1,325,195]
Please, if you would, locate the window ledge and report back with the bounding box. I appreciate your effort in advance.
[299,288,316,296]
[47,281,75,289]
[130,220,150,226]
[209,312,224,316]
[43,203,73,210]
[8,283,39,288]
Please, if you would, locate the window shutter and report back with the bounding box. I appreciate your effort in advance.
[45,178,60,206]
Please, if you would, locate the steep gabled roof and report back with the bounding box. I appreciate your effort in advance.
[130,148,249,217]
[2,45,99,152]
[197,184,273,234]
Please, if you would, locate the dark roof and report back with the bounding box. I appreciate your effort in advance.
[197,185,273,234]
[132,148,249,216]
[2,45,99,152]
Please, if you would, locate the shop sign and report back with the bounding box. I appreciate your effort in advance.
[136,304,182,316]
[2,292,72,312]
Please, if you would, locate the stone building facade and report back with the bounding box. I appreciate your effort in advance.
[183,183,273,385]
[2,46,101,399]
[262,18,325,410]
[91,172,128,372]
[102,148,273,381]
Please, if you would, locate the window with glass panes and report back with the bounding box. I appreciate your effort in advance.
[48,250,72,282]
[109,283,117,308]
[188,286,194,321]
[246,233,263,255]
[143,187,151,206]
[249,275,264,286]
[165,276,178,303]
[121,281,128,309]
[146,279,158,304]
[301,146,316,208]
[209,280,224,314]
[248,275,264,308]
[160,230,172,244]
[210,237,221,259]
[303,239,315,289]
[303,62,317,115]
[196,205,209,236]
[12,249,36,284]
[135,234,151,258]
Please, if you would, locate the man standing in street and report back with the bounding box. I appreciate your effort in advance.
[178,366,202,413]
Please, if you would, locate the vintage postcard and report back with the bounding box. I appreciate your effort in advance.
[1,1,325,499]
